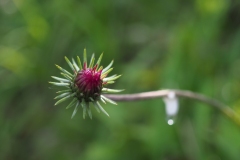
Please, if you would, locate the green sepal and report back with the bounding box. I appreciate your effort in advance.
[77,56,82,70]
[106,81,115,84]
[89,97,94,102]
[72,58,79,72]
[65,56,75,72]
[83,48,87,67]
[104,74,116,79]
[93,101,100,113]
[93,101,109,117]
[66,98,78,109]
[51,76,70,83]
[81,100,87,119]
[71,101,80,119]
[102,88,124,93]
[103,75,121,82]
[96,53,103,69]
[101,95,117,105]
[97,66,103,72]
[102,60,113,73]
[86,102,92,119]
[54,92,71,99]
[55,93,76,105]
[61,73,72,80]
[56,89,71,94]
[101,68,113,78]
[89,54,95,68]
[49,82,69,86]
[100,97,106,104]
[55,65,73,77]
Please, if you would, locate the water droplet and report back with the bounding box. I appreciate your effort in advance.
[167,119,174,125]
[163,92,179,126]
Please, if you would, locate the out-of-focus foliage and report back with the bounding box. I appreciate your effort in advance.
[1,0,240,159]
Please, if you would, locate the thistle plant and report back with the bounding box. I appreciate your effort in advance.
[49,50,240,128]
[49,49,123,119]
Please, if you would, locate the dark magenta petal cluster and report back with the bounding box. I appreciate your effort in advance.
[75,66,103,100]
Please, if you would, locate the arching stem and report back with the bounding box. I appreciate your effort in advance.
[104,89,240,126]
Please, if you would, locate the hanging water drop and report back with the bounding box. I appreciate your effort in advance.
[167,119,174,125]
[163,91,179,125]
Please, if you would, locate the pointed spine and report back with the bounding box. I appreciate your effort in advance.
[102,60,113,73]
[77,56,82,70]
[51,76,70,83]
[89,54,95,68]
[49,82,69,86]
[72,58,79,72]
[96,53,103,69]
[101,95,117,105]
[103,75,122,82]
[71,101,80,119]
[83,48,87,67]
[93,101,109,117]
[66,98,78,109]
[65,57,75,72]
[102,88,124,93]
[55,93,76,105]
[55,65,73,77]
[61,73,72,80]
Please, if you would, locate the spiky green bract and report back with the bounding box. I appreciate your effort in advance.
[50,49,123,119]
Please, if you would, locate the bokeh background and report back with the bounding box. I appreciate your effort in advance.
[1,0,240,159]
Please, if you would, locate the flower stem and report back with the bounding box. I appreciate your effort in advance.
[104,89,240,127]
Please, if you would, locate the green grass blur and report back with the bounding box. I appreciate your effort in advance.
[1,0,240,159]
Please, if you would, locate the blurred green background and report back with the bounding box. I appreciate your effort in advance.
[1,0,240,159]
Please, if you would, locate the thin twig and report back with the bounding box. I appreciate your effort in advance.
[104,89,240,126]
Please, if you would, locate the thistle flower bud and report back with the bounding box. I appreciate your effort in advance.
[75,66,103,101]
[49,49,123,119]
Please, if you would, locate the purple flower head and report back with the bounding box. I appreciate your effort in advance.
[75,65,103,101]
[50,49,123,119]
